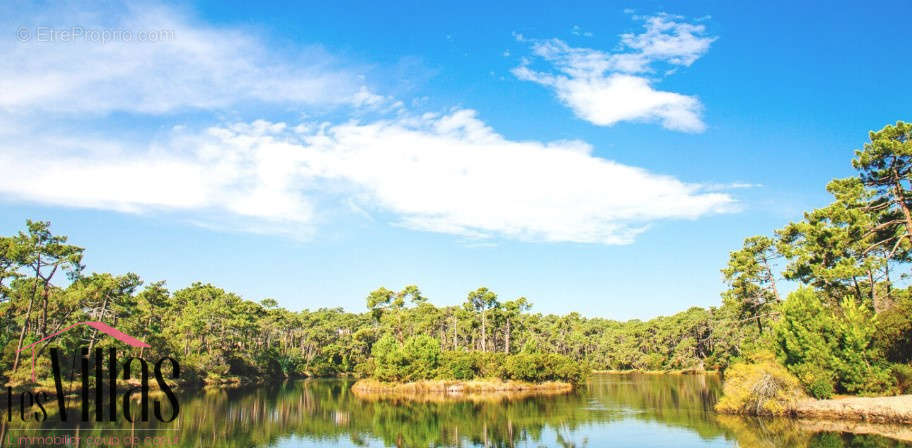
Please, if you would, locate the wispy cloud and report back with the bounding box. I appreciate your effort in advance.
[571,25,593,37]
[0,4,386,115]
[0,110,737,244]
[513,13,717,132]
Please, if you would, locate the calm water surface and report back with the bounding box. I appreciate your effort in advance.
[3,374,909,447]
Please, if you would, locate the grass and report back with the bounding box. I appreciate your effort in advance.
[350,378,573,403]
[351,378,572,393]
[591,368,719,375]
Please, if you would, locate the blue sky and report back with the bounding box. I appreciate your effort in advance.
[0,1,909,319]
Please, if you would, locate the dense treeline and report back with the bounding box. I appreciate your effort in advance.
[0,223,734,384]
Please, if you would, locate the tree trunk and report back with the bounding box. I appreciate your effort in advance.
[139,314,153,359]
[480,311,487,352]
[891,169,912,240]
[40,293,48,338]
[504,320,511,354]
[852,276,863,300]
[12,295,35,370]
[763,259,781,302]
[38,264,57,339]
[87,294,110,353]
[452,315,458,350]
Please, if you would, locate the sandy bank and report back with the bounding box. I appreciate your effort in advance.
[793,394,912,424]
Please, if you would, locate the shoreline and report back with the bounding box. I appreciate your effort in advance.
[351,378,573,395]
[794,418,912,443]
[591,369,719,375]
[791,395,912,425]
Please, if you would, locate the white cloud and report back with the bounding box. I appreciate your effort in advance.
[513,13,716,132]
[571,25,593,37]
[0,110,736,244]
[0,4,384,115]
[0,4,739,245]
[0,121,314,217]
[619,14,716,68]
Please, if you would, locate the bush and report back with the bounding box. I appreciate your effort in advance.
[473,352,507,378]
[437,351,476,380]
[542,353,587,385]
[635,352,665,371]
[370,334,404,381]
[833,298,894,394]
[891,363,912,394]
[774,288,893,396]
[368,336,586,385]
[716,351,806,416]
[504,353,542,382]
[401,335,441,381]
[370,334,441,382]
[874,291,912,364]
[790,363,835,399]
[503,352,585,385]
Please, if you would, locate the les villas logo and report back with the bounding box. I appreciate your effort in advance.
[8,321,180,424]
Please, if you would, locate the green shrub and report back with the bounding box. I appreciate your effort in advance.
[370,334,404,381]
[543,353,587,385]
[874,291,912,364]
[774,288,893,396]
[400,335,441,381]
[636,352,666,371]
[504,353,542,382]
[891,363,912,394]
[473,352,507,378]
[437,351,476,380]
[790,363,835,399]
[833,298,894,394]
[502,352,585,385]
[369,334,442,381]
[368,338,586,385]
[807,376,835,400]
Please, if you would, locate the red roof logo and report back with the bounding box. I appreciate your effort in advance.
[17,321,150,382]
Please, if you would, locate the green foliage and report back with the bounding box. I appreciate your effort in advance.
[851,121,912,263]
[774,288,893,396]
[471,351,507,378]
[402,335,442,381]
[722,235,781,332]
[370,335,441,382]
[889,363,912,394]
[369,335,402,381]
[502,353,586,385]
[873,290,912,363]
[437,351,475,380]
[367,334,583,385]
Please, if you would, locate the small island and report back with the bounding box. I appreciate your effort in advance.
[349,334,585,400]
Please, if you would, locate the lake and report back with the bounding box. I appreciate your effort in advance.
[2,374,909,447]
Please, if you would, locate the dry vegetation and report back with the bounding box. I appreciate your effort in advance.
[715,352,806,416]
[351,378,572,396]
[793,395,912,424]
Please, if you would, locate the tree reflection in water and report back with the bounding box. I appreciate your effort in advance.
[1,374,909,447]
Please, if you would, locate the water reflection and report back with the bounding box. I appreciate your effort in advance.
[1,374,909,447]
